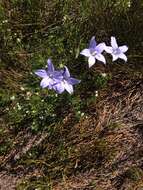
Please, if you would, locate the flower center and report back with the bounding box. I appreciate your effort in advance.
[113,48,121,55]
[91,51,97,56]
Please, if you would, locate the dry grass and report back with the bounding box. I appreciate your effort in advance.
[0,71,143,189]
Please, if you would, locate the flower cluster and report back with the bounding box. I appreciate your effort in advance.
[80,36,128,67]
[35,36,128,94]
[35,59,80,94]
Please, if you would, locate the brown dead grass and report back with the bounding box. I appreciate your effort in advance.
[0,73,143,190]
[53,77,143,190]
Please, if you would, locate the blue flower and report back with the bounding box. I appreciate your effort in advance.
[104,36,128,62]
[80,36,106,67]
[53,66,81,94]
[35,59,62,89]
[35,59,80,94]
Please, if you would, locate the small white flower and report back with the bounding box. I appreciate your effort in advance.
[17,103,22,110]
[20,86,25,91]
[17,38,21,43]
[101,73,107,77]
[10,96,15,100]
[95,91,98,97]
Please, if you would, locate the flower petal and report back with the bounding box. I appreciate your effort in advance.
[95,43,105,53]
[53,71,63,80]
[111,36,118,49]
[35,69,47,78]
[89,36,96,49]
[112,54,119,62]
[104,46,113,54]
[88,56,96,68]
[119,45,128,53]
[80,49,91,57]
[64,81,74,94]
[95,54,106,64]
[53,82,65,94]
[40,77,51,88]
[47,59,55,72]
[68,78,81,85]
[63,66,70,78]
[118,53,127,62]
